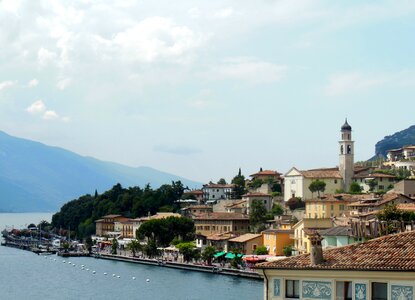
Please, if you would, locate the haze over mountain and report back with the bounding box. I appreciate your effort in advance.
[374,125,415,158]
[0,131,201,212]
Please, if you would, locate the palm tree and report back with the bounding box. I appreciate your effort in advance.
[126,240,142,257]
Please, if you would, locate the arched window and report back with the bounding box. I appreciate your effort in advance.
[347,145,352,154]
[340,145,344,154]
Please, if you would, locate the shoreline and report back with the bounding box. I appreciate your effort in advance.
[93,253,263,280]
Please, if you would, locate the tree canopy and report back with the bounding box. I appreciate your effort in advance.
[231,168,246,199]
[51,181,186,238]
[249,199,268,233]
[308,180,326,197]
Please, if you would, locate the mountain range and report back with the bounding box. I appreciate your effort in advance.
[0,131,201,212]
[374,125,415,158]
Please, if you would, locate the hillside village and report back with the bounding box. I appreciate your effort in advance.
[91,120,415,299]
[95,120,415,253]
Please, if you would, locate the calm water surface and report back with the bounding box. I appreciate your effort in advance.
[0,213,263,300]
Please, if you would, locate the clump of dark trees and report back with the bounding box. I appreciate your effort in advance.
[51,181,187,238]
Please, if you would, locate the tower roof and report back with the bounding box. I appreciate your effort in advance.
[341,118,352,131]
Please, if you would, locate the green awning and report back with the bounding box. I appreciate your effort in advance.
[237,254,244,258]
[225,252,235,259]
[213,251,226,258]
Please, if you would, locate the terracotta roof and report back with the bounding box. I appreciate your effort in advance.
[182,205,212,210]
[102,214,122,218]
[225,200,246,209]
[300,169,342,179]
[398,203,415,212]
[256,230,415,271]
[262,229,294,234]
[242,192,271,197]
[95,219,104,223]
[137,212,181,221]
[193,212,249,221]
[354,173,397,179]
[228,233,262,243]
[203,184,236,188]
[305,194,359,203]
[206,232,236,241]
[250,170,281,177]
[185,190,204,195]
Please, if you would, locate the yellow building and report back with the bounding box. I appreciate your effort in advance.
[95,214,129,237]
[262,229,294,256]
[305,194,357,219]
[292,219,333,254]
[228,233,263,255]
[256,230,415,300]
[193,212,250,236]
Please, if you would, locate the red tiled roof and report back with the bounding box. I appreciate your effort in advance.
[203,184,236,188]
[398,203,415,212]
[193,212,249,221]
[354,173,396,179]
[256,230,415,271]
[300,169,342,179]
[250,170,281,177]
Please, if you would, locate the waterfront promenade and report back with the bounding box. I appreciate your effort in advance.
[93,251,262,280]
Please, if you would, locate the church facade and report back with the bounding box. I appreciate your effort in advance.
[284,120,354,202]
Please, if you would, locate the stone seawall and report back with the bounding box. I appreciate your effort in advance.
[93,253,262,280]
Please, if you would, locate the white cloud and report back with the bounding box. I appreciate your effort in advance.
[26,100,46,114]
[213,8,236,19]
[37,47,57,66]
[204,57,288,84]
[42,110,59,120]
[0,80,15,91]
[26,100,69,122]
[57,78,72,90]
[28,79,39,87]
[188,7,201,19]
[97,17,208,63]
[0,0,22,13]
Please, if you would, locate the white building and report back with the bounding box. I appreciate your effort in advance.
[202,183,235,201]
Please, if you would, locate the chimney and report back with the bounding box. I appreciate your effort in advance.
[309,232,324,265]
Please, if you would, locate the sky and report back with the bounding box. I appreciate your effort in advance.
[1,0,415,183]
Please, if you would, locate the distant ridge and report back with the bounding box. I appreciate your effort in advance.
[373,125,415,159]
[0,131,201,212]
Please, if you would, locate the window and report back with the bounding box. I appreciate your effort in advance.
[372,282,387,300]
[379,185,384,190]
[334,179,338,184]
[339,204,344,211]
[331,204,334,210]
[252,244,257,250]
[336,281,352,300]
[285,280,300,298]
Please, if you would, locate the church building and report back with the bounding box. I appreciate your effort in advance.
[283,120,355,202]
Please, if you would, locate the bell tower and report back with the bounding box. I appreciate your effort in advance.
[339,119,354,191]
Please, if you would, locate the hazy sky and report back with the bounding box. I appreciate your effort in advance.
[1,0,414,183]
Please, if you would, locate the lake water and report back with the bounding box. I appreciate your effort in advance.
[0,213,263,300]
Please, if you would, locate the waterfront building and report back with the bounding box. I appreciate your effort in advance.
[261,229,293,256]
[228,233,263,255]
[95,214,129,237]
[256,230,415,300]
[193,212,249,236]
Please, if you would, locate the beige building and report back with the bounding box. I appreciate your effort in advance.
[95,214,129,237]
[228,233,263,255]
[132,212,182,238]
[181,205,213,218]
[353,172,397,193]
[193,212,250,236]
[243,192,273,214]
[256,230,415,300]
